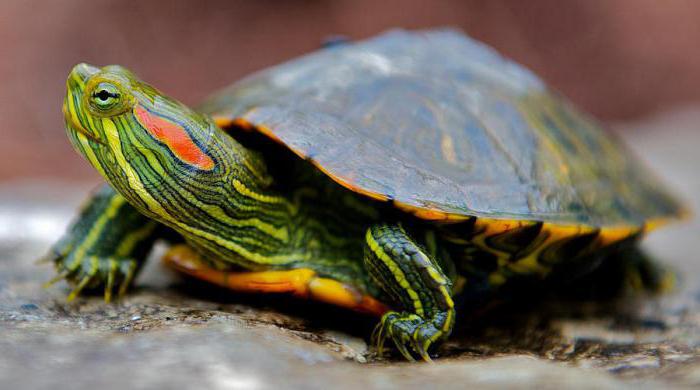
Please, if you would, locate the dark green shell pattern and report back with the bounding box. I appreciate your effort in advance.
[201,29,683,228]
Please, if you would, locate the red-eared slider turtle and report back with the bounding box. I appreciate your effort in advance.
[49,29,684,361]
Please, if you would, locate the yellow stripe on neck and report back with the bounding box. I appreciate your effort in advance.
[102,118,297,265]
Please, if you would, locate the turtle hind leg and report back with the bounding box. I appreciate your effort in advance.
[163,244,389,316]
[618,248,676,295]
[44,185,164,302]
[364,224,456,362]
[553,246,676,300]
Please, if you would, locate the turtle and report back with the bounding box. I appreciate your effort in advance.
[48,29,685,361]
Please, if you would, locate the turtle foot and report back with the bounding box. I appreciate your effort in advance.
[371,311,450,362]
[43,247,139,303]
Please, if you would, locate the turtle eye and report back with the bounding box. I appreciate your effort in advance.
[91,83,120,110]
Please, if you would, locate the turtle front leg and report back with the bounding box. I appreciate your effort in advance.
[364,224,456,361]
[44,184,165,302]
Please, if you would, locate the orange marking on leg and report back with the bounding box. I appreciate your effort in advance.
[134,105,215,170]
[163,245,389,317]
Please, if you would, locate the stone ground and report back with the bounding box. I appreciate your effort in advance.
[1,109,699,389]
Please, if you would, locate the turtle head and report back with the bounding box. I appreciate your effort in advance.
[63,63,226,222]
[64,64,292,265]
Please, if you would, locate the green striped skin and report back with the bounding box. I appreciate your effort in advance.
[63,64,374,287]
[46,184,160,301]
[57,63,669,361]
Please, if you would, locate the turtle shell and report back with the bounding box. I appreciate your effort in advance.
[200,29,683,228]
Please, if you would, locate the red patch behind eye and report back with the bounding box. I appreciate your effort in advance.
[134,105,215,170]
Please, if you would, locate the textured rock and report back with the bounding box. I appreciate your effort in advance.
[1,110,699,389]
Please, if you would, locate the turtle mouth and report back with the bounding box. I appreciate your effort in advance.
[62,101,106,146]
[64,63,106,146]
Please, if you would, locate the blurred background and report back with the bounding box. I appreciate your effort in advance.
[2,0,700,181]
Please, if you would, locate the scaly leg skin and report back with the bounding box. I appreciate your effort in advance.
[43,184,163,302]
[364,224,456,362]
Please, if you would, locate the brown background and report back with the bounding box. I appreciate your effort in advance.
[2,0,700,181]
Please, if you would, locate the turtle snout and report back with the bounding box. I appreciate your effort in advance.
[69,63,100,83]
[64,64,105,145]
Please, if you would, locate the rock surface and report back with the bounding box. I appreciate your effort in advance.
[1,110,699,389]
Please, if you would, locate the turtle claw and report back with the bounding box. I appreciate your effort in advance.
[35,254,56,265]
[371,311,444,362]
[67,273,96,302]
[116,259,138,299]
[392,335,416,362]
[43,270,70,288]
